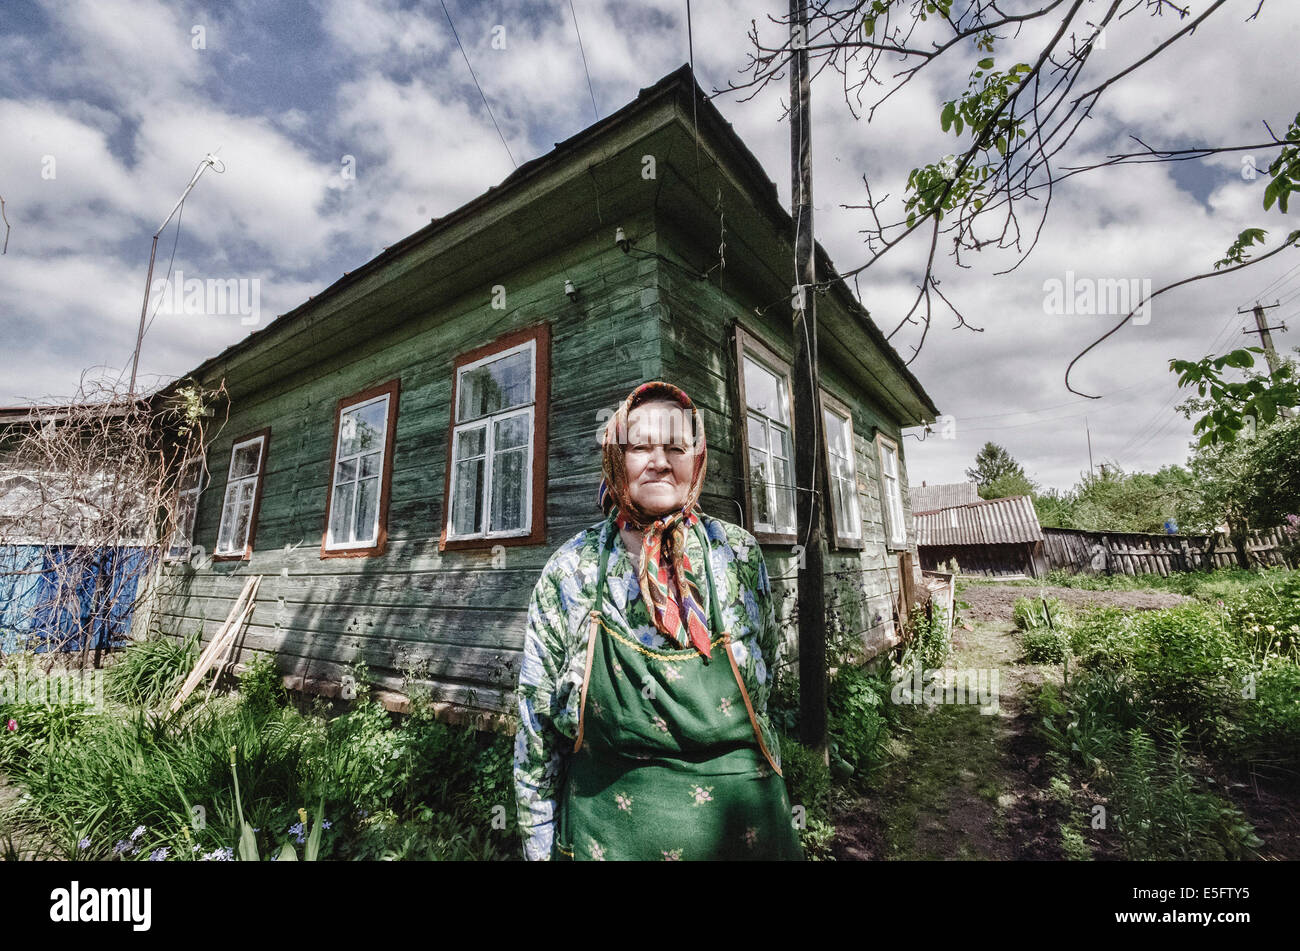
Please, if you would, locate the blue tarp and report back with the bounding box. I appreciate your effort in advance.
[0,545,149,653]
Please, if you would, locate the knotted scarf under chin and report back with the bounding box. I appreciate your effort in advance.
[616,508,713,659]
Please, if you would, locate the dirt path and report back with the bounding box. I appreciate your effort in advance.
[832,614,1068,860]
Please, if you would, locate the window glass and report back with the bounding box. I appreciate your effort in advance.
[448,338,536,541]
[326,394,391,550]
[215,437,265,556]
[823,405,862,542]
[458,347,532,422]
[742,348,796,535]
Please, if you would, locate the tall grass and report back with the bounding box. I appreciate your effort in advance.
[0,648,516,861]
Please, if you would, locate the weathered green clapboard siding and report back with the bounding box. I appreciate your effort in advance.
[153,214,671,723]
[149,70,935,725]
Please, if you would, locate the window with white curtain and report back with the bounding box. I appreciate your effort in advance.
[168,453,205,560]
[821,396,863,546]
[877,435,907,547]
[215,433,267,558]
[325,384,397,553]
[446,339,536,540]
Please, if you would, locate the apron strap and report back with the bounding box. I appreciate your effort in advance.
[691,518,727,636]
[593,512,614,619]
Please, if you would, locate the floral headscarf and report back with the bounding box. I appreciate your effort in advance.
[597,382,712,657]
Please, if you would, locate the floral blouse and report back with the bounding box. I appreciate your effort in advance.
[513,514,785,861]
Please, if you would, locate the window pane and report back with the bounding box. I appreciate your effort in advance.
[452,457,485,535]
[340,398,388,458]
[490,448,526,532]
[359,451,382,479]
[881,443,898,478]
[771,454,795,531]
[748,451,770,526]
[747,414,767,454]
[330,481,355,544]
[771,424,792,464]
[494,413,529,451]
[230,442,261,479]
[216,483,239,552]
[456,426,486,458]
[233,497,253,552]
[744,355,789,423]
[180,458,204,492]
[354,477,380,543]
[335,458,357,485]
[458,348,532,422]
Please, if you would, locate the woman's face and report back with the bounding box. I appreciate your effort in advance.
[623,399,698,516]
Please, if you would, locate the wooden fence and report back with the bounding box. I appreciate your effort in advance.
[1041,526,1294,576]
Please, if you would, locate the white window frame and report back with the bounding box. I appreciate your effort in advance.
[877,434,908,549]
[324,391,393,552]
[215,434,266,558]
[821,395,864,547]
[167,453,205,561]
[445,339,537,541]
[741,348,797,538]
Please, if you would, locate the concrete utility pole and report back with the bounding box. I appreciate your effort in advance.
[1239,300,1285,376]
[789,0,827,755]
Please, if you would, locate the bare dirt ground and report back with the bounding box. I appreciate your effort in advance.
[959,583,1189,625]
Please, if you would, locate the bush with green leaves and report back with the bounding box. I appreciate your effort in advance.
[1012,595,1068,631]
[0,659,513,861]
[906,601,950,669]
[826,664,893,782]
[1022,628,1067,664]
[776,732,832,859]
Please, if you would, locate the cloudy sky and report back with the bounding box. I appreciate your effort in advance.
[1,0,1296,491]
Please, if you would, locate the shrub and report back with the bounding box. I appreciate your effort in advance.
[104,633,199,708]
[1022,628,1067,664]
[906,601,950,669]
[1227,661,1300,770]
[236,653,286,716]
[777,733,830,830]
[1013,596,1067,631]
[826,664,893,781]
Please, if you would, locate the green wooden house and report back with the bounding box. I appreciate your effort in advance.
[150,66,938,728]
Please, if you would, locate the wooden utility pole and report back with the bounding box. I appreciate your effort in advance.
[790,0,827,755]
[1239,301,1286,376]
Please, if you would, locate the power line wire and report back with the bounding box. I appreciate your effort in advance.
[568,0,599,122]
[440,0,516,169]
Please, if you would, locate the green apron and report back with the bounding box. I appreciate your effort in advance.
[555,516,804,861]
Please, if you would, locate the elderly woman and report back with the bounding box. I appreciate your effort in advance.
[513,380,803,861]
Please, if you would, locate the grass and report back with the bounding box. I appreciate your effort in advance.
[0,644,516,861]
[1027,567,1300,859]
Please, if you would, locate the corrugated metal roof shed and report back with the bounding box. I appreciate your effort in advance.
[915,495,1044,546]
[911,481,980,513]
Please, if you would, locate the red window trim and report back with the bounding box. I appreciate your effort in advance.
[212,428,270,563]
[439,322,550,552]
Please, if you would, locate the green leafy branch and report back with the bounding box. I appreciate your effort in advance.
[1170,349,1299,447]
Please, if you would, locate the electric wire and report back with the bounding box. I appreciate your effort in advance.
[440,0,516,169]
